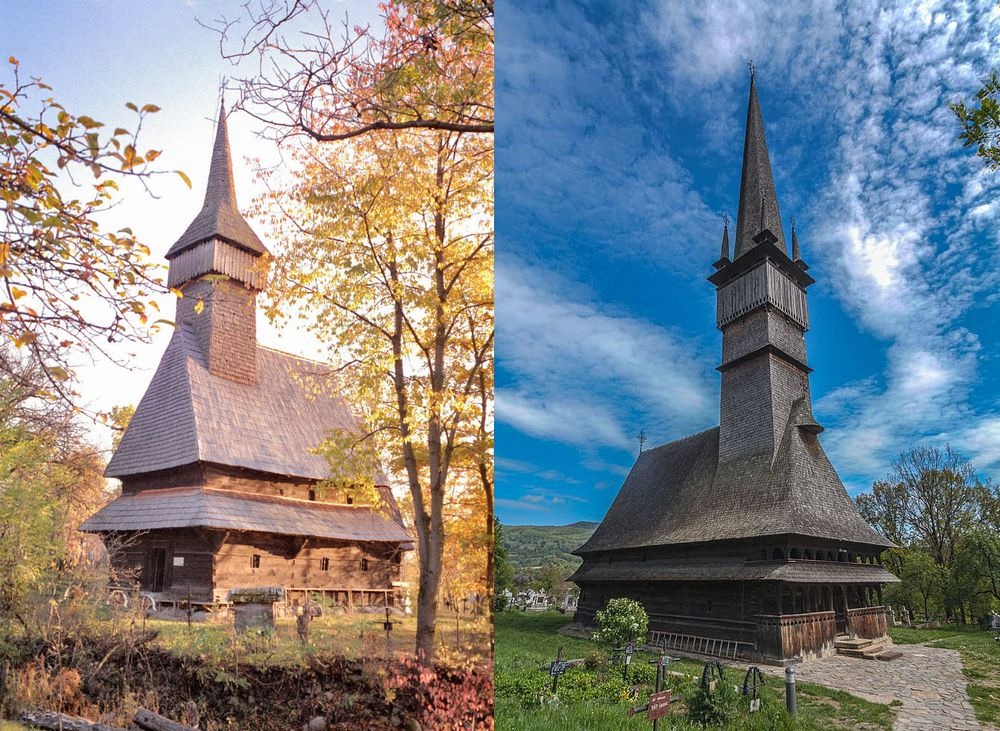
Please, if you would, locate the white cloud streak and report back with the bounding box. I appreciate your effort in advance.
[497,256,716,452]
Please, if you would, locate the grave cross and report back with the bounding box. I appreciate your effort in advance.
[541,646,585,694]
[383,606,394,656]
[742,665,766,713]
[612,641,636,681]
[700,659,724,692]
[628,655,674,731]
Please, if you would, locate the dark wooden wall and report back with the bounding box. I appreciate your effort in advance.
[107,528,405,605]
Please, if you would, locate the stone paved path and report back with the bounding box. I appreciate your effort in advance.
[752,644,980,730]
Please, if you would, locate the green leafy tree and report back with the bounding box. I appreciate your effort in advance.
[0,350,107,639]
[493,518,513,609]
[1,58,181,403]
[900,550,942,622]
[952,70,1000,169]
[593,598,648,649]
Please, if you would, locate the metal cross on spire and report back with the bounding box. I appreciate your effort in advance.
[747,59,756,81]
[636,430,648,454]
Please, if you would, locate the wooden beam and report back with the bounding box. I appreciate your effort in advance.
[133,708,198,731]
[21,711,129,731]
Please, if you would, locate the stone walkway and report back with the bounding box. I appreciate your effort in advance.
[753,644,980,730]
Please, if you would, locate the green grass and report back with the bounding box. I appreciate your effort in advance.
[495,611,894,730]
[889,624,1000,727]
[144,611,490,668]
[0,722,30,730]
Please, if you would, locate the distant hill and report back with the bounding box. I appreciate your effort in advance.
[503,521,598,571]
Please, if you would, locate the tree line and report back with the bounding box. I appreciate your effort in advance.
[856,445,1000,623]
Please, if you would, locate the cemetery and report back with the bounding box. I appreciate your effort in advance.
[496,608,999,730]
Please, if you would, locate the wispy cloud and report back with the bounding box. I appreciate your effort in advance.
[497,256,716,452]
[644,0,1000,483]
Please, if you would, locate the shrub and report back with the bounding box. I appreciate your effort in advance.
[592,598,648,649]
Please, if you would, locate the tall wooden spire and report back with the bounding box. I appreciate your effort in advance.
[734,74,785,258]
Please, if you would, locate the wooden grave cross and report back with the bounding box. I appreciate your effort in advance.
[628,655,675,731]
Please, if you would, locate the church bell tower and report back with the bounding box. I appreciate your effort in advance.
[164,104,270,385]
[710,74,820,464]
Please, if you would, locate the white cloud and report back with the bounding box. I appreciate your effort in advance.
[497,256,716,452]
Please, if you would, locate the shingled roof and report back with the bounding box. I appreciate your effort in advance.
[575,399,893,556]
[165,104,268,259]
[571,559,899,584]
[105,323,363,480]
[80,487,411,543]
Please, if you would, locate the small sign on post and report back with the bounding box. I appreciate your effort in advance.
[646,690,672,720]
[628,655,673,731]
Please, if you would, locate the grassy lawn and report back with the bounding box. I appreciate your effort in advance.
[496,611,895,730]
[142,610,490,668]
[889,624,1000,728]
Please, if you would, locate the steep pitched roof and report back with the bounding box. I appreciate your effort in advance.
[165,104,268,259]
[733,76,785,258]
[80,487,411,543]
[575,403,893,555]
[105,323,363,480]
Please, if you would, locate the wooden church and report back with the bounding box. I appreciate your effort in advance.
[571,75,899,664]
[82,105,412,610]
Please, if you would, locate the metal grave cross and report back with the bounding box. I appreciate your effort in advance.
[701,659,725,693]
[542,646,585,694]
[612,641,636,681]
[742,665,766,713]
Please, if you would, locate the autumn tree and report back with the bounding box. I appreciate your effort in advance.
[0,58,181,404]
[205,0,493,142]
[262,124,492,664]
[492,518,513,610]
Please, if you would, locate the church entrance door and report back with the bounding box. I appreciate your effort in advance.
[834,586,848,634]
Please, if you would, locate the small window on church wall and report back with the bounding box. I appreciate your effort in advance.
[361,558,369,572]
[757,548,767,560]
[772,547,785,560]
[251,554,261,569]
[308,489,316,501]
[706,599,712,613]
[393,553,402,565]
[346,495,354,505]
[321,557,330,571]
[790,548,800,559]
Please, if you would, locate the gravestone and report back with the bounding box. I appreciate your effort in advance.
[229,587,283,632]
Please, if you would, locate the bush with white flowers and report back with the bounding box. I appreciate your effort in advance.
[593,597,649,649]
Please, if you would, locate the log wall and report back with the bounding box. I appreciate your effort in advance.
[847,606,888,639]
[755,611,836,662]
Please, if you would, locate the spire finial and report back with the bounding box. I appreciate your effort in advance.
[747,59,756,82]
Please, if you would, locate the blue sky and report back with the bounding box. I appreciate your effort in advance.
[495,0,1000,526]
